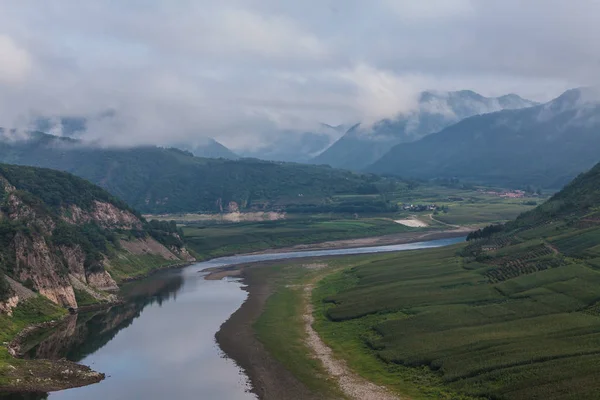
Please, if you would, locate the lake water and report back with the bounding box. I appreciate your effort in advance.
[3,236,464,400]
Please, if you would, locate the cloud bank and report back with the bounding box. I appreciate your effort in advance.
[0,0,597,150]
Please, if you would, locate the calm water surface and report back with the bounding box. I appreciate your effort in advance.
[4,237,464,400]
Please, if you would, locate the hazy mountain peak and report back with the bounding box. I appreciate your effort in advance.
[313,89,536,170]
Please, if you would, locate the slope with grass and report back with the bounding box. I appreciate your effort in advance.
[310,160,600,399]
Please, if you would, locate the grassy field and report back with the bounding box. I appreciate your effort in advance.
[311,236,600,400]
[433,202,535,225]
[252,265,344,398]
[157,184,543,260]
[182,217,413,260]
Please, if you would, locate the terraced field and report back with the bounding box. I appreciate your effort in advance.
[315,222,600,399]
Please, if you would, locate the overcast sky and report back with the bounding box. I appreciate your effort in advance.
[0,0,598,149]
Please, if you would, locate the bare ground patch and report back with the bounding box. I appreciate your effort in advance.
[303,284,401,400]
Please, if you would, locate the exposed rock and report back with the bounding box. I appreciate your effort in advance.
[7,193,55,235]
[13,232,77,308]
[120,237,179,260]
[62,202,142,230]
[0,295,20,316]
[0,276,36,315]
[227,201,240,212]
[170,246,196,262]
[69,275,117,303]
[92,201,141,229]
[60,245,86,282]
[85,271,118,291]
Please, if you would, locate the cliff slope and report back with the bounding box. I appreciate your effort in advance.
[0,164,194,312]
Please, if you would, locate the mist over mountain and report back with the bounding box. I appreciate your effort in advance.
[171,138,238,160]
[239,124,347,163]
[0,130,390,214]
[367,87,600,188]
[312,90,537,170]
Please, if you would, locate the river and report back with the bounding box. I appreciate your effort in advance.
[2,236,464,400]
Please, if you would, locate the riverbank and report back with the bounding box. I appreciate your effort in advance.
[215,238,466,399]
[216,264,326,400]
[0,260,192,393]
[0,299,105,393]
[245,227,471,255]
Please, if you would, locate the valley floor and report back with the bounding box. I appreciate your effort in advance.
[218,237,600,400]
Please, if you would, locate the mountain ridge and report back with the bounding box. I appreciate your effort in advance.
[312,90,537,170]
[367,87,600,189]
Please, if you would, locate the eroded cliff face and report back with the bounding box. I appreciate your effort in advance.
[0,295,20,316]
[0,166,193,313]
[62,201,142,230]
[13,233,77,309]
[7,193,55,235]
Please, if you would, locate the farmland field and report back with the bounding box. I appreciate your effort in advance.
[181,217,412,259]
[312,242,600,399]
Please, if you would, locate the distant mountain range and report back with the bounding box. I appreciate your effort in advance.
[367,87,600,189]
[0,131,390,214]
[239,124,347,162]
[313,91,537,170]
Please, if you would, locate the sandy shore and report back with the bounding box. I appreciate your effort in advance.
[216,266,324,400]
[215,230,470,399]
[302,283,400,400]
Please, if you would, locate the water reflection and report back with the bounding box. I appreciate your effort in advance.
[1,237,464,400]
[22,273,185,364]
[0,272,185,400]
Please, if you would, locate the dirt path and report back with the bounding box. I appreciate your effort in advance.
[302,283,401,400]
[216,269,323,400]
[428,213,460,228]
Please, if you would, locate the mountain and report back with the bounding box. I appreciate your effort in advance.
[173,138,238,159]
[0,132,393,214]
[0,163,194,314]
[367,87,600,189]
[239,124,346,162]
[313,91,537,170]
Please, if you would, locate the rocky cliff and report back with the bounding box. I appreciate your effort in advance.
[0,164,195,313]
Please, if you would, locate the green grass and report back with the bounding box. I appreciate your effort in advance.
[105,252,181,282]
[0,296,66,385]
[252,265,343,398]
[310,241,600,400]
[434,202,536,225]
[183,217,413,259]
[73,288,99,307]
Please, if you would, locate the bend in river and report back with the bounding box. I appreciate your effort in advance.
[1,237,464,400]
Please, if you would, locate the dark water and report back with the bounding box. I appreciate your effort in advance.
[2,237,464,400]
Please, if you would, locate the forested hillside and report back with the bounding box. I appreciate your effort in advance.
[0,131,393,214]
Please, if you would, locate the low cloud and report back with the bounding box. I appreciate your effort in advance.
[0,35,31,84]
[0,1,597,150]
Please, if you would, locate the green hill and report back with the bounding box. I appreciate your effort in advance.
[315,160,600,399]
[0,131,394,214]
